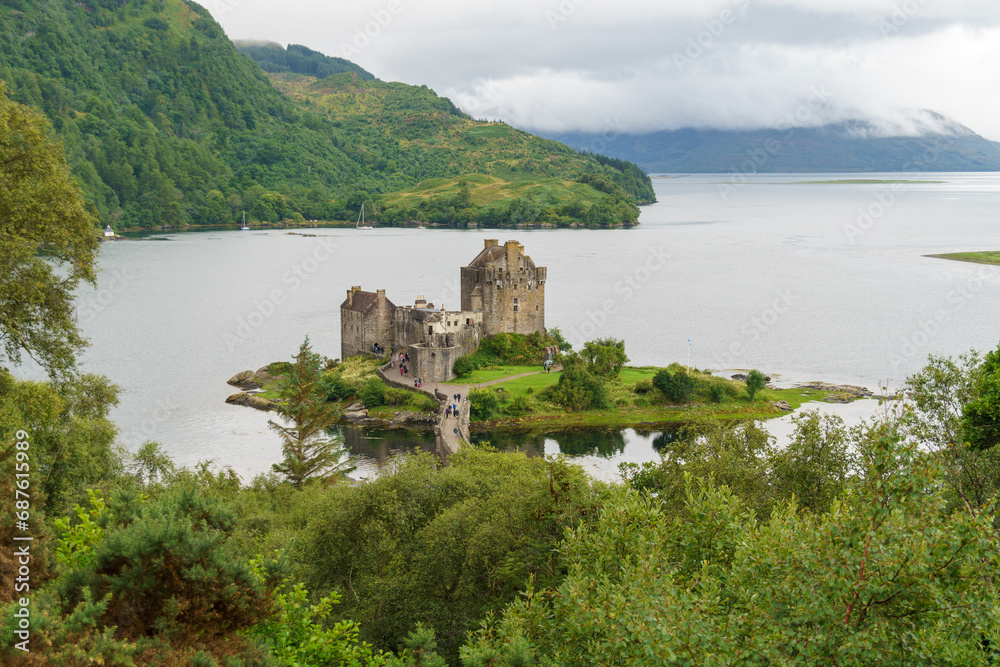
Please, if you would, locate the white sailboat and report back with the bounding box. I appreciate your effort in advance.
[241,211,249,231]
[356,203,374,230]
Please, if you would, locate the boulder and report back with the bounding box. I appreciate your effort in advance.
[771,400,793,412]
[225,392,279,411]
[227,370,257,388]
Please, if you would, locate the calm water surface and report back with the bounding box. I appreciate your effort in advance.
[47,173,1000,479]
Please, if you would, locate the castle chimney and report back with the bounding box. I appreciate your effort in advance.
[484,239,498,249]
[415,295,427,309]
[376,289,386,304]
[505,240,520,268]
[347,285,361,308]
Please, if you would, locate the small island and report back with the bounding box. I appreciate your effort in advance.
[926,251,1000,266]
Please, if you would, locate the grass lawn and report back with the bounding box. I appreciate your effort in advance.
[446,365,544,385]
[926,251,1000,267]
[474,368,851,429]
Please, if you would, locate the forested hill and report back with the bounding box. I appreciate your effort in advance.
[0,0,653,229]
[234,41,376,82]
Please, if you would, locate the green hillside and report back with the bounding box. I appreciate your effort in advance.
[263,72,650,226]
[234,40,376,82]
[0,0,653,229]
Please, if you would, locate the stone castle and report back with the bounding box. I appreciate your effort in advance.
[341,239,547,381]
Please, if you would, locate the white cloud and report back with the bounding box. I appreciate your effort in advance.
[210,0,1000,140]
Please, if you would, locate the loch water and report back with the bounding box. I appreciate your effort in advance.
[50,173,1000,480]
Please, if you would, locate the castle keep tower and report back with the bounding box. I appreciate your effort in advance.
[460,239,546,336]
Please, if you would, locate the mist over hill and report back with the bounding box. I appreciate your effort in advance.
[542,112,1000,174]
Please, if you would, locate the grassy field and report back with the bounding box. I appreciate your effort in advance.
[446,365,546,385]
[465,365,846,429]
[926,251,1000,267]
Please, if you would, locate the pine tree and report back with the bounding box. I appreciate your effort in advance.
[269,337,355,488]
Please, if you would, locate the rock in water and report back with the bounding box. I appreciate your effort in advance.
[225,392,278,411]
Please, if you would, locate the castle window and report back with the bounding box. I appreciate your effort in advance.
[513,298,519,313]
[428,327,433,335]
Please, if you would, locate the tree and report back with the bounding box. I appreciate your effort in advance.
[0,83,100,378]
[581,338,628,378]
[745,369,767,401]
[652,368,694,403]
[961,342,1000,450]
[269,338,355,488]
[470,417,1000,665]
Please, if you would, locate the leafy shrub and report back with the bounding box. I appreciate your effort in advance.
[746,369,767,402]
[505,395,533,416]
[469,388,502,421]
[322,374,355,402]
[359,378,386,407]
[453,355,477,378]
[708,383,726,404]
[653,369,695,404]
[634,379,654,395]
[385,387,412,406]
[545,357,610,412]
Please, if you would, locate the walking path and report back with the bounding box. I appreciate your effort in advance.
[378,364,560,458]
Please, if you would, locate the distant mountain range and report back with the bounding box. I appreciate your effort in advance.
[542,113,1000,173]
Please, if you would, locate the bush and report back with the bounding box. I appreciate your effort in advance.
[746,369,767,402]
[359,378,386,407]
[453,355,477,378]
[469,388,502,420]
[385,387,412,406]
[505,395,533,416]
[634,379,654,395]
[653,369,695,404]
[323,374,355,402]
[545,357,610,412]
[708,383,726,404]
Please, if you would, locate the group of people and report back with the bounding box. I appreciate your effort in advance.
[393,351,410,377]
[370,342,386,355]
[445,393,462,419]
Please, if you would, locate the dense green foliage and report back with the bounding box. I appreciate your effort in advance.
[299,449,602,663]
[0,82,99,377]
[453,331,561,378]
[0,0,653,230]
[542,354,611,412]
[235,41,375,81]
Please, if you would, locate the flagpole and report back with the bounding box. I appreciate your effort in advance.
[687,338,691,375]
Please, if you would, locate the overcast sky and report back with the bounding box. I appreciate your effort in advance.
[209,0,1000,140]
